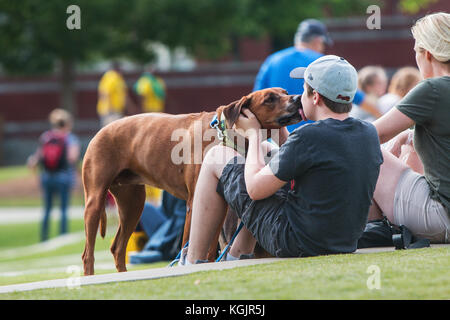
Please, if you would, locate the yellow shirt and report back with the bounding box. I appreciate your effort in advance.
[134,74,166,113]
[97,70,127,116]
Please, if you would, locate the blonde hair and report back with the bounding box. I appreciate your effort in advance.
[49,108,73,129]
[411,12,450,63]
[358,66,387,92]
[388,67,422,97]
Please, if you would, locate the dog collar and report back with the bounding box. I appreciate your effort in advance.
[210,113,226,140]
[210,113,246,156]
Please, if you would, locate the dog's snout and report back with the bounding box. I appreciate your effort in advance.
[288,94,302,112]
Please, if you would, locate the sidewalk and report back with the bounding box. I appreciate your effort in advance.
[0,206,85,224]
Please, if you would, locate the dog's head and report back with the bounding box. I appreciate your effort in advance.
[217,88,305,130]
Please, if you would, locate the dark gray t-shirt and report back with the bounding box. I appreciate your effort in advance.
[396,76,450,210]
[269,118,383,256]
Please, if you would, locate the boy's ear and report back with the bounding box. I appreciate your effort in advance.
[221,96,251,128]
[313,90,321,105]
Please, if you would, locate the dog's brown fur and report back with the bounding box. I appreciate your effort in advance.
[82,88,301,275]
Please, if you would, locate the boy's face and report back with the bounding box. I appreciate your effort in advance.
[301,82,318,121]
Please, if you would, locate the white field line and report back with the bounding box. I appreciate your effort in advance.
[0,232,85,260]
[0,207,85,224]
[0,245,119,277]
[0,225,117,260]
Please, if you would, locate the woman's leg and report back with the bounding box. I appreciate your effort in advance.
[59,183,71,235]
[372,149,409,223]
[187,145,241,264]
[367,200,383,221]
[41,174,54,242]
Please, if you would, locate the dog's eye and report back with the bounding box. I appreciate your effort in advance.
[265,95,277,104]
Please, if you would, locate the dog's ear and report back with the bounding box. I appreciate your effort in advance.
[222,96,251,128]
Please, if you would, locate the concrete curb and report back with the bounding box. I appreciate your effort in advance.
[0,258,284,294]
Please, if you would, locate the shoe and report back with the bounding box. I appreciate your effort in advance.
[238,253,255,260]
[178,246,189,266]
[222,252,255,262]
[177,246,209,266]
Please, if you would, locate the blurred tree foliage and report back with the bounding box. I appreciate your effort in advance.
[0,0,380,74]
[398,0,438,14]
[0,0,437,113]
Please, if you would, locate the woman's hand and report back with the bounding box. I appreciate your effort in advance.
[234,109,261,139]
[387,130,411,158]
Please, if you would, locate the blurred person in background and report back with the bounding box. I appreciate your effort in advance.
[134,67,166,114]
[369,12,450,243]
[377,67,422,174]
[253,18,382,132]
[27,109,80,242]
[377,66,422,115]
[350,66,388,122]
[134,67,167,206]
[96,61,137,127]
[128,191,186,265]
[97,62,138,208]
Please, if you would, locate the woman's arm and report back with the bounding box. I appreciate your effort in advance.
[67,144,80,165]
[373,107,415,144]
[244,133,286,200]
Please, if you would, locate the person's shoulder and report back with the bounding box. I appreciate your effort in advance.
[426,75,450,85]
[348,118,379,138]
[301,48,323,60]
[400,77,440,104]
[289,121,321,138]
[265,47,299,63]
[67,133,80,146]
[39,130,52,142]
[317,117,377,134]
[424,76,450,95]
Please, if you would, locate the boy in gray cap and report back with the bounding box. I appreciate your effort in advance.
[182,56,383,264]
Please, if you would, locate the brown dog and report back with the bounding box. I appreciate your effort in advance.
[82,88,302,275]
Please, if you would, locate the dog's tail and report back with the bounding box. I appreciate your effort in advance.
[99,209,107,239]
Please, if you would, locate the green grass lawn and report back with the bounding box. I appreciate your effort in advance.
[0,195,85,208]
[0,166,30,183]
[0,165,85,207]
[0,218,86,249]
[0,216,448,299]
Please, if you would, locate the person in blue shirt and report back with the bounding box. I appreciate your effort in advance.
[254,19,382,131]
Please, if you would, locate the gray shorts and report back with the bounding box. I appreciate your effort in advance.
[216,156,306,257]
[394,169,450,243]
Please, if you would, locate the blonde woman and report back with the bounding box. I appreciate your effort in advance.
[377,66,422,114]
[369,12,450,243]
[358,65,388,98]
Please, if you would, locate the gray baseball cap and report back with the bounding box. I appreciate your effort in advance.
[289,55,358,103]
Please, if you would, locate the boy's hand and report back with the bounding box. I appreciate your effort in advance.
[234,109,261,139]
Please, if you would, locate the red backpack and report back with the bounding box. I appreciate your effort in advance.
[40,131,68,171]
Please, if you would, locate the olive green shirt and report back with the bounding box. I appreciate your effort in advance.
[396,76,450,210]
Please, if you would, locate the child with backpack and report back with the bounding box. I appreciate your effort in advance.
[28,109,80,241]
